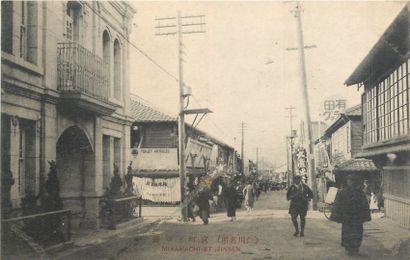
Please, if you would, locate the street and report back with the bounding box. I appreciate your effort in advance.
[52,191,405,260]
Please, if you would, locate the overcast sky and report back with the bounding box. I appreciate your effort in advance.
[128,1,405,169]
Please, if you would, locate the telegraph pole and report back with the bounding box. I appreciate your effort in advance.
[286,136,290,187]
[285,106,296,185]
[233,137,237,174]
[292,2,318,210]
[156,12,206,221]
[256,147,259,175]
[241,122,246,175]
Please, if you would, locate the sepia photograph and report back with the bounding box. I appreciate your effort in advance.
[1,0,409,259]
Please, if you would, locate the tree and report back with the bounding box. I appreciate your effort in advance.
[43,160,63,211]
[108,163,123,198]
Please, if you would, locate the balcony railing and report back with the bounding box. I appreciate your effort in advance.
[57,42,109,101]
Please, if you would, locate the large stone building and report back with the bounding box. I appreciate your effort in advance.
[1,1,136,228]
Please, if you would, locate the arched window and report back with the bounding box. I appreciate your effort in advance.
[113,39,121,100]
[103,30,111,96]
[65,1,81,42]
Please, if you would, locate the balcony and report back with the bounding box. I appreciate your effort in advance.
[57,42,119,115]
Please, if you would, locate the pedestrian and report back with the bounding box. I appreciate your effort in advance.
[363,180,371,203]
[286,175,313,237]
[330,174,371,257]
[195,188,213,225]
[223,183,239,221]
[243,182,255,212]
[369,192,378,212]
[187,178,197,222]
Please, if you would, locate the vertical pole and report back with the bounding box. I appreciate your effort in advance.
[256,147,259,175]
[241,122,245,176]
[139,196,142,217]
[286,137,290,187]
[294,2,318,210]
[290,136,295,183]
[67,210,72,241]
[233,137,236,174]
[177,11,187,221]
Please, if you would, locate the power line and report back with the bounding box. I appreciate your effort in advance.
[10,3,180,83]
[84,3,180,82]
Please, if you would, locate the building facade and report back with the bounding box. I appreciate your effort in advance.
[345,4,410,229]
[1,1,136,228]
[315,105,380,203]
[129,95,237,203]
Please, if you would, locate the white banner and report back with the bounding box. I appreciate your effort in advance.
[133,176,181,203]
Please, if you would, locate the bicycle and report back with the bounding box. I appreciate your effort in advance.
[321,187,339,220]
[321,202,333,220]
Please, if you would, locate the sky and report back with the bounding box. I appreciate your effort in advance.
[128,1,405,169]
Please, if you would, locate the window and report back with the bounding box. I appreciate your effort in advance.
[102,135,111,189]
[20,1,28,59]
[1,1,38,64]
[363,59,410,144]
[18,126,26,195]
[65,2,81,42]
[113,39,121,100]
[114,138,121,171]
[2,1,13,53]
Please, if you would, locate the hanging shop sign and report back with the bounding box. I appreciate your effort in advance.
[185,138,213,169]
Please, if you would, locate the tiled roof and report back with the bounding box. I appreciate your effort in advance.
[334,159,379,173]
[344,104,361,117]
[130,95,176,122]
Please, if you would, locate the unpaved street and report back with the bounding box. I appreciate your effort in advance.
[54,191,404,260]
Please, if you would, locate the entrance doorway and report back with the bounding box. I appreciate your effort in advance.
[56,126,94,228]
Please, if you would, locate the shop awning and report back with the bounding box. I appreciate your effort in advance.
[333,159,379,174]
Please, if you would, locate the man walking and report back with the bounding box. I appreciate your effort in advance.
[286,175,313,237]
[243,182,255,212]
[330,174,371,256]
[195,188,213,225]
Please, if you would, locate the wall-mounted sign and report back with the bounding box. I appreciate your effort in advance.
[185,138,213,168]
[321,99,347,122]
[131,148,178,170]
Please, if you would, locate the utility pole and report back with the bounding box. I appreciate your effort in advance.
[256,147,259,175]
[241,122,246,176]
[233,137,237,174]
[292,2,318,210]
[156,12,206,221]
[286,136,290,187]
[285,106,296,185]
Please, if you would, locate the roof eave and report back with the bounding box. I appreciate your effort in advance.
[345,4,410,87]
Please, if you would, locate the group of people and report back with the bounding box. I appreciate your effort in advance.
[287,174,372,257]
[186,179,260,225]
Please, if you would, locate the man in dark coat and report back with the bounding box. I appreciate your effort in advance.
[195,188,213,225]
[286,175,313,237]
[330,174,371,256]
[223,183,239,221]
